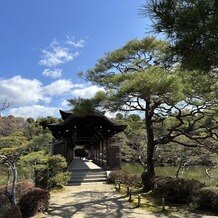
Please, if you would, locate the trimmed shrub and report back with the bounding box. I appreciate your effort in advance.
[194,187,218,212]
[0,189,22,218]
[0,200,22,218]
[35,169,49,189]
[0,182,35,218]
[16,181,35,200]
[152,176,204,204]
[108,170,125,183]
[0,186,5,203]
[18,188,50,217]
[48,155,70,188]
[48,171,71,188]
[108,170,142,187]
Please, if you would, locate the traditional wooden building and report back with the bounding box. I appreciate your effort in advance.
[47,110,126,169]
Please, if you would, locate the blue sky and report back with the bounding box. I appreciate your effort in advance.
[0,0,151,118]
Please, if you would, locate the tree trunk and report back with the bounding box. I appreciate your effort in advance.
[141,102,156,190]
[11,162,17,205]
[145,101,155,180]
[147,138,155,179]
[4,162,17,205]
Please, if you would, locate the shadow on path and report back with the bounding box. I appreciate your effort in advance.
[48,193,125,217]
[46,188,155,218]
[44,185,217,218]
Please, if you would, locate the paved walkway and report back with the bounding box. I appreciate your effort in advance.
[68,158,102,171]
[37,183,218,218]
[68,158,108,184]
[41,183,162,218]
[39,160,156,217]
[36,160,217,218]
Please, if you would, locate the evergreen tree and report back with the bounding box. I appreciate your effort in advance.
[141,0,218,71]
[85,37,217,184]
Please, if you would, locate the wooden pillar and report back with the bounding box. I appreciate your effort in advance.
[94,145,97,163]
[106,140,108,168]
[90,146,93,161]
[98,142,100,164]
[96,146,98,163]
[99,141,101,165]
[101,141,104,166]
[64,141,68,162]
[96,144,98,163]
[104,141,106,167]
[95,146,97,163]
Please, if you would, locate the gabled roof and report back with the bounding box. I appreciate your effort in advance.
[47,112,126,145]
[59,110,74,120]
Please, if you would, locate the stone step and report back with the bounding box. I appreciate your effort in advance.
[68,168,104,172]
[68,169,108,184]
[71,174,107,178]
[69,177,108,183]
[67,158,108,184]
[71,172,107,178]
[70,171,107,176]
[67,181,107,186]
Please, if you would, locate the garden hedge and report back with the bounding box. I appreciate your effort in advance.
[152,176,204,204]
[18,188,50,217]
[194,187,218,213]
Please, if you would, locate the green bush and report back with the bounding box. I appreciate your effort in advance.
[108,170,142,187]
[18,188,50,217]
[48,172,71,188]
[108,170,125,183]
[152,176,204,204]
[20,153,70,189]
[35,169,49,189]
[48,155,71,188]
[194,187,218,212]
[20,154,70,189]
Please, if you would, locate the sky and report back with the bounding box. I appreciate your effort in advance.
[0,0,152,118]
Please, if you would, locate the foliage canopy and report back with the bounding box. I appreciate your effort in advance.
[141,0,218,71]
[85,36,218,179]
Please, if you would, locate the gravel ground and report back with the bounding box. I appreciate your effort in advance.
[37,183,164,218]
[36,183,218,218]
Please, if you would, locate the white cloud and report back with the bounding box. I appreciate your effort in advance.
[0,75,47,106]
[44,79,74,96]
[60,99,70,108]
[105,111,118,118]
[0,74,106,119]
[66,35,85,48]
[39,36,84,68]
[0,76,93,109]
[39,45,79,67]
[8,105,59,118]
[72,85,105,98]
[42,68,62,78]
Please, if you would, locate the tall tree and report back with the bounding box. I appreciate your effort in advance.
[68,93,106,116]
[141,0,218,72]
[0,100,18,205]
[0,154,18,205]
[85,37,217,184]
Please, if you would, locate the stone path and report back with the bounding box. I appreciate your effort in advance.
[37,183,218,218]
[40,183,161,218]
[36,160,217,218]
[68,158,102,171]
[67,158,108,184]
